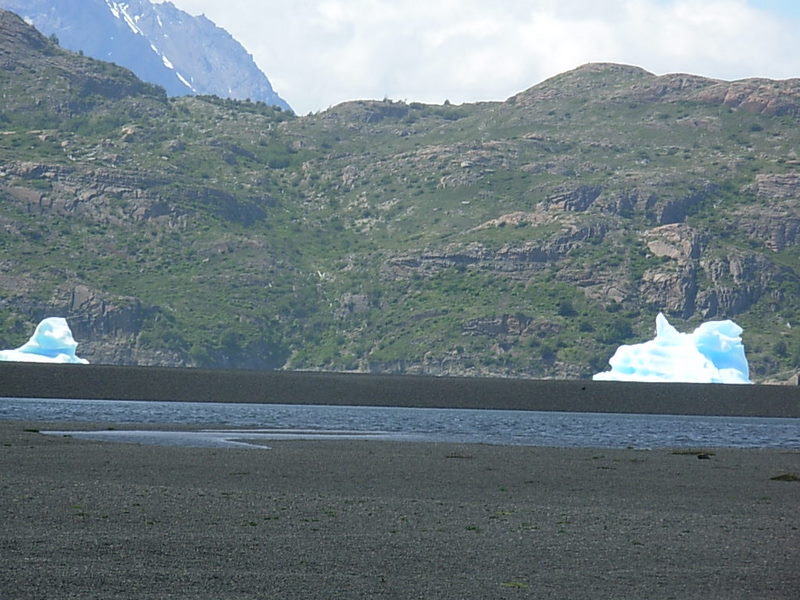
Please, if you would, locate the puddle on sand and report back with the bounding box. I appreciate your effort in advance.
[41,428,420,449]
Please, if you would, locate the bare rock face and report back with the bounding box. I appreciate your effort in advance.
[639,267,698,317]
[636,222,784,319]
[750,173,800,200]
[646,188,710,225]
[45,284,162,365]
[696,253,777,318]
[463,314,535,337]
[638,224,705,317]
[738,203,800,252]
[64,284,149,336]
[545,185,603,212]
[384,218,610,280]
[1,164,187,230]
[643,223,704,262]
[541,182,712,225]
[693,79,800,116]
[640,221,783,317]
[737,174,800,252]
[630,72,716,101]
[462,314,564,341]
[469,211,550,230]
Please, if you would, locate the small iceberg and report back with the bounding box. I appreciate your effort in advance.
[593,313,750,384]
[0,317,89,364]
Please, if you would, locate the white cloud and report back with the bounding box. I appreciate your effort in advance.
[165,0,800,114]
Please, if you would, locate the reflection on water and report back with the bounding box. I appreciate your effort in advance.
[3,397,800,449]
[41,428,427,449]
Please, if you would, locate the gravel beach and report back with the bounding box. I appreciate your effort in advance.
[1,420,799,599]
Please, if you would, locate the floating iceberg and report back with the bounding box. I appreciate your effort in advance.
[0,317,88,364]
[593,313,750,384]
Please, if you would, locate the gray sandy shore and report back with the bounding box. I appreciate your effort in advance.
[1,420,799,599]
[3,362,800,417]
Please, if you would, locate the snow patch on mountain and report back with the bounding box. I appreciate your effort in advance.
[104,0,186,92]
[105,1,149,38]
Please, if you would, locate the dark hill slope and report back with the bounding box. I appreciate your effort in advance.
[0,9,166,125]
[0,0,290,109]
[0,13,798,381]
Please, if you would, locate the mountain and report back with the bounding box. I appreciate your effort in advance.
[0,10,798,382]
[0,0,291,110]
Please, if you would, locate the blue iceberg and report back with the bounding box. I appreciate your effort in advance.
[593,313,750,384]
[0,317,89,364]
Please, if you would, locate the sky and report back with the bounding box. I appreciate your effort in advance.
[158,0,800,115]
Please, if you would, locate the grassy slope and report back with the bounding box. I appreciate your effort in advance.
[0,28,797,380]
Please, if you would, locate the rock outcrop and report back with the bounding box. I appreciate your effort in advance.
[385,218,610,279]
[693,79,800,116]
[45,284,164,365]
[644,223,704,262]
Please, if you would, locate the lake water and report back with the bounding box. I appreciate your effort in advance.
[2,397,799,449]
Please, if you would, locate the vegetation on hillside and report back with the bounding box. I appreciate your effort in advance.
[0,12,798,380]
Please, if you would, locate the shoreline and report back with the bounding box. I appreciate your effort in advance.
[11,411,800,451]
[2,362,800,417]
[2,419,799,599]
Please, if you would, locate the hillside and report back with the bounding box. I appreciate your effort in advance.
[0,11,798,381]
[0,0,291,109]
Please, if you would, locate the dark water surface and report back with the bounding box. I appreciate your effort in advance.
[2,397,799,449]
